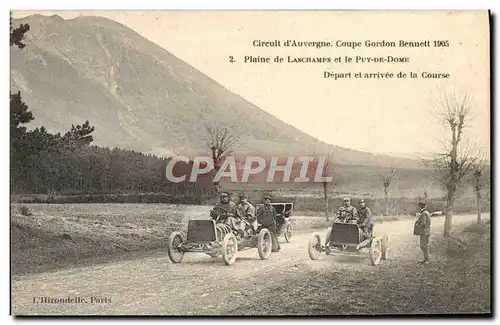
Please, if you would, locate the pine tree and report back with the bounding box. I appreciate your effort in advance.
[62,120,95,149]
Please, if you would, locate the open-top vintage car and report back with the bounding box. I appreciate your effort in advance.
[167,219,273,266]
[255,202,294,243]
[307,221,389,266]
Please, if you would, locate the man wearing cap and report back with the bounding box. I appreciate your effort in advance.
[414,201,431,264]
[210,191,237,223]
[335,197,358,223]
[257,195,281,252]
[357,199,374,241]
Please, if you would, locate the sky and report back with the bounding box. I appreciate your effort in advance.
[12,10,491,158]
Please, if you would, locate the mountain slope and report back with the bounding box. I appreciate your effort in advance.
[10,14,421,168]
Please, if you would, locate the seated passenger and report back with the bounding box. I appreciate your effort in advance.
[357,199,374,241]
[225,193,257,237]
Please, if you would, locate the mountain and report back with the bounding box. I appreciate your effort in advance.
[10,14,422,169]
[378,151,429,160]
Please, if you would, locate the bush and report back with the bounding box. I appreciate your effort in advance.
[18,205,32,216]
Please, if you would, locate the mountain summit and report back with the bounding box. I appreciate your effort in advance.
[11,15,420,168]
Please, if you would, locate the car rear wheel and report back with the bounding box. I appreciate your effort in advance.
[257,228,272,260]
[167,231,185,263]
[308,234,322,260]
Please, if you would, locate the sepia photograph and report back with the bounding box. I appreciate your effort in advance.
[9,9,491,316]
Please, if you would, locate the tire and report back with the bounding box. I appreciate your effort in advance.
[257,228,272,260]
[284,221,293,243]
[222,233,238,265]
[167,231,185,263]
[308,234,322,260]
[381,234,389,260]
[369,238,382,266]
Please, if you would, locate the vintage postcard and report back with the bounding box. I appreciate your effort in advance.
[10,10,491,316]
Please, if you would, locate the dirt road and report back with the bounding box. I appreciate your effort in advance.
[11,213,489,315]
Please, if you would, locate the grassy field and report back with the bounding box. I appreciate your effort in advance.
[11,203,207,275]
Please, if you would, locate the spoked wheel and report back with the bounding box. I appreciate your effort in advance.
[381,234,389,260]
[257,228,272,260]
[167,231,185,263]
[222,233,238,265]
[308,234,322,260]
[324,227,332,255]
[369,238,382,266]
[284,222,293,243]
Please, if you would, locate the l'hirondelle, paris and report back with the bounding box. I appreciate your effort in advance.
[165,156,334,183]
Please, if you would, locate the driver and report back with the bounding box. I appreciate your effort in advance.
[334,197,358,223]
[357,199,374,241]
[210,191,237,223]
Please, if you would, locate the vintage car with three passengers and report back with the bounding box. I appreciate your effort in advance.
[167,201,293,266]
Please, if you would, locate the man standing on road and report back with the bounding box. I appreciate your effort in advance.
[414,201,432,264]
[357,199,374,241]
[257,195,281,252]
[335,197,358,223]
[210,191,237,223]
